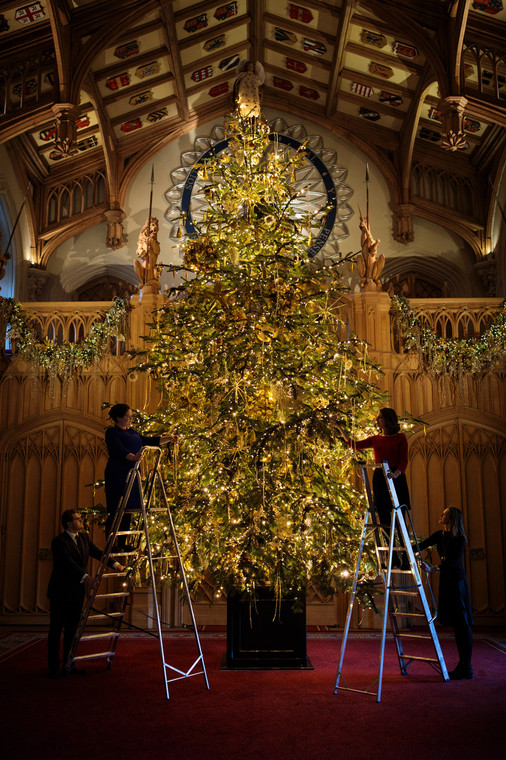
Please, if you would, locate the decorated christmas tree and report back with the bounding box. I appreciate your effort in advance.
[135,113,384,602]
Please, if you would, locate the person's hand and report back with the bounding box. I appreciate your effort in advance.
[127,450,143,462]
[160,434,179,445]
[388,469,401,479]
[115,563,125,572]
[419,559,433,573]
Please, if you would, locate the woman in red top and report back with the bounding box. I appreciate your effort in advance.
[335,407,411,526]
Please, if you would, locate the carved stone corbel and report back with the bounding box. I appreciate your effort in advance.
[475,254,496,297]
[439,96,468,152]
[393,203,414,244]
[51,103,80,155]
[105,207,126,250]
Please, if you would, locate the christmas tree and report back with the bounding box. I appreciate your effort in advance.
[135,113,384,602]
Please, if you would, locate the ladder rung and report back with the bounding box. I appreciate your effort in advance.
[88,612,125,621]
[101,571,129,578]
[108,550,137,557]
[81,632,120,642]
[390,611,428,618]
[387,589,419,596]
[94,592,130,600]
[74,651,116,662]
[115,530,144,536]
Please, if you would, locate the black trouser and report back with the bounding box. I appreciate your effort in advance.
[453,613,473,669]
[47,595,83,673]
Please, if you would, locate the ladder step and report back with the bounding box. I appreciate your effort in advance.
[94,592,130,600]
[390,611,429,618]
[387,589,419,596]
[109,550,138,557]
[116,530,144,536]
[101,571,129,578]
[400,655,440,663]
[394,632,432,641]
[88,612,125,621]
[74,651,116,662]
[81,632,120,642]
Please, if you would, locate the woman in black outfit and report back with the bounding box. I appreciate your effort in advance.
[104,403,177,539]
[417,507,474,680]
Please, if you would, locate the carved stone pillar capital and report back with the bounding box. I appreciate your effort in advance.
[51,103,80,155]
[393,203,414,244]
[438,95,468,152]
[104,208,126,250]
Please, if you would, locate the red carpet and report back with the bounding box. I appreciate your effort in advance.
[1,632,504,760]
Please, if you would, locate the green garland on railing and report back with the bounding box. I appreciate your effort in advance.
[390,295,506,378]
[1,297,129,382]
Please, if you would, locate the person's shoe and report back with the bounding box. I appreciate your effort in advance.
[449,665,473,680]
[63,665,87,676]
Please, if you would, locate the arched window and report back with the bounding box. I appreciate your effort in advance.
[0,196,15,298]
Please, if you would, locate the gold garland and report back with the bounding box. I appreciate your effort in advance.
[390,296,506,378]
[1,297,129,382]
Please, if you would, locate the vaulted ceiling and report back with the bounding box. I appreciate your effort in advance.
[1,0,505,269]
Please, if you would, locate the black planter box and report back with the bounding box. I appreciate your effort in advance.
[224,589,312,670]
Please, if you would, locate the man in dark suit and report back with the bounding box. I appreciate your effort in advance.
[47,509,124,678]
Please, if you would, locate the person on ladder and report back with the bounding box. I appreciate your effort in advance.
[332,407,411,568]
[415,507,474,680]
[104,403,178,546]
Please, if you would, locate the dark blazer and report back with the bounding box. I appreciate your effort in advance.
[47,531,114,603]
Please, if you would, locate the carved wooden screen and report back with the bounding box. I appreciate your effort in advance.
[0,419,108,616]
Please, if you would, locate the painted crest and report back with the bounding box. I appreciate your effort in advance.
[360,29,386,48]
[184,14,208,33]
[218,54,239,71]
[379,91,402,106]
[215,2,238,21]
[39,115,89,142]
[105,73,130,90]
[464,64,474,78]
[351,82,373,97]
[121,119,142,133]
[289,4,313,23]
[299,86,319,100]
[49,150,63,161]
[369,62,394,79]
[209,83,230,97]
[0,14,9,32]
[147,107,168,122]
[114,41,139,59]
[286,58,307,73]
[359,107,380,121]
[15,3,45,25]
[273,77,293,91]
[129,90,153,106]
[77,136,98,151]
[303,38,326,55]
[274,27,297,44]
[472,0,503,14]
[428,107,442,122]
[191,66,213,83]
[13,79,37,97]
[464,117,481,133]
[392,41,418,59]
[135,62,161,79]
[204,35,226,52]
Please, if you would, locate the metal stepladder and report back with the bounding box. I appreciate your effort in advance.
[66,446,209,699]
[334,460,448,702]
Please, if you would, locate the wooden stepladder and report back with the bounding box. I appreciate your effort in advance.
[334,461,448,702]
[66,446,209,699]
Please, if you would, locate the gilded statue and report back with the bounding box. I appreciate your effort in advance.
[134,217,161,294]
[356,215,385,292]
[233,60,265,118]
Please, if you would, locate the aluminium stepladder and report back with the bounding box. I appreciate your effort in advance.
[334,460,448,702]
[66,446,209,699]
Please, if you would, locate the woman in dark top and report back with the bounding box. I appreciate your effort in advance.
[417,507,474,680]
[104,403,177,538]
[334,407,411,525]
